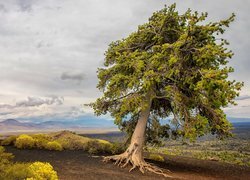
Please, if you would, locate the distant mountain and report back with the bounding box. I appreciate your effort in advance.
[228,117,250,123]
[1,116,248,133]
[0,117,115,132]
[1,119,21,125]
[0,119,38,131]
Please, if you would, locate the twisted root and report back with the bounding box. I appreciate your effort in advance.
[103,144,172,178]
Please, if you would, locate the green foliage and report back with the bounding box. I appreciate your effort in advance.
[1,135,17,146]
[0,146,14,174]
[86,140,111,154]
[86,141,100,154]
[194,151,249,166]
[15,135,36,149]
[91,3,243,141]
[86,141,126,155]
[148,154,165,162]
[3,163,32,180]
[33,134,51,149]
[45,141,63,151]
[110,142,126,154]
[146,116,170,146]
[0,146,13,162]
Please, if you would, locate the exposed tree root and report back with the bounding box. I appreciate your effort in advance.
[103,143,172,178]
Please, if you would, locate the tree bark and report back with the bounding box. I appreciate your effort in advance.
[103,90,171,177]
[126,93,152,166]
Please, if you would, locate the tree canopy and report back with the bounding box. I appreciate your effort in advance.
[91,4,243,142]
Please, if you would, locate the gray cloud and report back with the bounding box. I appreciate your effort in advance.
[0,4,7,12]
[16,96,64,107]
[61,72,85,83]
[0,112,13,116]
[36,41,52,49]
[235,95,250,101]
[0,96,64,109]
[0,104,13,109]
[17,0,33,12]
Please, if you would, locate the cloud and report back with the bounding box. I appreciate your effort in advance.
[235,95,250,101]
[0,0,249,120]
[61,72,85,83]
[17,0,34,12]
[0,96,64,109]
[0,104,13,109]
[0,112,13,116]
[68,106,85,117]
[16,96,64,107]
[0,4,7,12]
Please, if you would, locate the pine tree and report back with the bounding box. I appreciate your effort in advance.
[90,4,243,176]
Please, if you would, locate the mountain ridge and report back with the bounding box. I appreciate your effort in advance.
[1,117,249,132]
[0,118,115,132]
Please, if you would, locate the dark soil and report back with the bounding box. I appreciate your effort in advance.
[6,146,250,180]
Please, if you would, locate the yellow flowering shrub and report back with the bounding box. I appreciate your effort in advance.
[0,146,58,180]
[45,141,63,151]
[15,135,36,149]
[2,131,123,154]
[0,146,14,173]
[26,162,58,180]
[3,163,32,180]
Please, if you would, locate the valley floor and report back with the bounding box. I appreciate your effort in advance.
[6,146,250,180]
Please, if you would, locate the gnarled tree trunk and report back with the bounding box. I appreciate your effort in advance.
[104,91,171,177]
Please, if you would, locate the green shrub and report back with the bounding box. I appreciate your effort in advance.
[148,154,165,162]
[110,142,126,155]
[86,141,102,154]
[58,138,85,150]
[192,150,250,166]
[85,141,125,155]
[85,140,111,154]
[27,162,58,180]
[1,136,17,146]
[3,162,32,180]
[15,135,35,149]
[0,146,14,173]
[33,134,51,149]
[45,141,63,151]
[99,142,113,153]
[0,146,13,162]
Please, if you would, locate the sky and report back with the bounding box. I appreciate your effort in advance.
[0,0,249,122]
